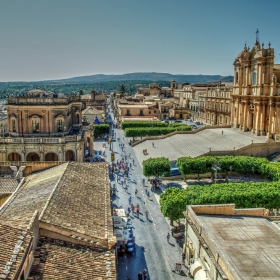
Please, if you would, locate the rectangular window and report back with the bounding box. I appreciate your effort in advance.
[220,116,222,123]
[126,110,130,116]
[149,111,151,114]
[57,120,63,132]
[140,110,144,116]
[32,120,39,133]
[12,120,16,132]
[253,72,257,85]
[226,104,229,112]
[154,110,156,113]
[225,118,228,124]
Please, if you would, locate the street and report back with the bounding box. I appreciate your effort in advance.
[103,105,190,280]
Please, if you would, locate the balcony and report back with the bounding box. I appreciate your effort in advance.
[0,135,81,144]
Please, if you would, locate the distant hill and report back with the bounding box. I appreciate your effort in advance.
[54,72,233,84]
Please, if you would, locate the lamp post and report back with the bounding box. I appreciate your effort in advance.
[212,158,221,184]
[230,165,232,180]
[252,166,254,180]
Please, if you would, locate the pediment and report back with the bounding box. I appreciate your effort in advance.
[28,114,42,119]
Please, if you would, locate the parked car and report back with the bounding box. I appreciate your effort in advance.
[195,121,201,125]
[170,167,181,176]
[192,125,198,130]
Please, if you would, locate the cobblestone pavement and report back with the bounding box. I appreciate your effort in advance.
[102,107,190,280]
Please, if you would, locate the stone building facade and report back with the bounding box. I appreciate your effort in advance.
[231,40,280,139]
[198,83,232,125]
[0,89,94,162]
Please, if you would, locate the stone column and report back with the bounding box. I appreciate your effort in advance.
[255,103,261,136]
[243,102,248,131]
[267,102,274,138]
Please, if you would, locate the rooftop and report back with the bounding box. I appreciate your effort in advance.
[40,162,114,248]
[0,178,19,194]
[29,237,116,280]
[0,222,32,280]
[0,163,68,229]
[193,212,280,279]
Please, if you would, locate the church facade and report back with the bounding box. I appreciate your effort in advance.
[231,39,280,139]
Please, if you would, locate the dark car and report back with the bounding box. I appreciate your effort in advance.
[195,121,201,125]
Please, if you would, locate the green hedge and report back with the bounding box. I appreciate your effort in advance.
[93,124,110,138]
[121,121,168,130]
[159,156,280,221]
[124,125,191,137]
[176,156,269,176]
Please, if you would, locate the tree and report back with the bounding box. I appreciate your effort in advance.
[79,89,84,95]
[160,188,187,225]
[143,157,170,178]
[119,84,126,98]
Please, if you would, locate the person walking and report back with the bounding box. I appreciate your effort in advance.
[135,189,138,196]
[152,142,154,147]
[167,232,170,242]
[128,196,132,205]
[137,272,142,280]
[143,269,148,280]
[131,204,135,214]
[136,207,140,218]
[145,209,149,219]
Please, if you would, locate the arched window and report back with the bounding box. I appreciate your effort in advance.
[12,119,16,132]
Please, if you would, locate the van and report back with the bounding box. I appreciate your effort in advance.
[170,167,181,176]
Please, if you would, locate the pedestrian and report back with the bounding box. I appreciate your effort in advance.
[131,204,135,213]
[129,196,132,204]
[127,206,131,216]
[136,208,140,218]
[143,269,148,280]
[130,162,132,168]
[182,252,186,263]
[133,159,135,165]
[222,130,223,135]
[152,142,154,147]
[145,209,149,219]
[135,189,138,196]
[167,232,170,242]
[137,272,142,280]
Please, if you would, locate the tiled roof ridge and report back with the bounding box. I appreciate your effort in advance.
[0,220,31,234]
[39,162,69,221]
[0,178,26,216]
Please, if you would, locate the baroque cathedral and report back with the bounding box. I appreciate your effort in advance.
[231,35,280,140]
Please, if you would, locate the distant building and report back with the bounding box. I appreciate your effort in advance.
[1,89,94,162]
[81,90,107,112]
[198,83,232,125]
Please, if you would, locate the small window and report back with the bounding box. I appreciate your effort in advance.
[140,110,144,116]
[220,116,223,123]
[126,110,130,115]
[225,118,228,124]
[32,120,39,133]
[154,110,156,113]
[12,119,16,132]
[149,111,151,114]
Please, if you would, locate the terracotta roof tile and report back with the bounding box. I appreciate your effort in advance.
[0,222,32,279]
[0,178,19,194]
[40,162,115,248]
[0,163,68,229]
[29,237,116,280]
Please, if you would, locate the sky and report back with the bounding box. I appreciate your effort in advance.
[1,0,280,82]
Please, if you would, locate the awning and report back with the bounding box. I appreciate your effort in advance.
[190,261,202,276]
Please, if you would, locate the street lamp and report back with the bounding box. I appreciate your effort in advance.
[212,158,221,184]
[252,167,254,179]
